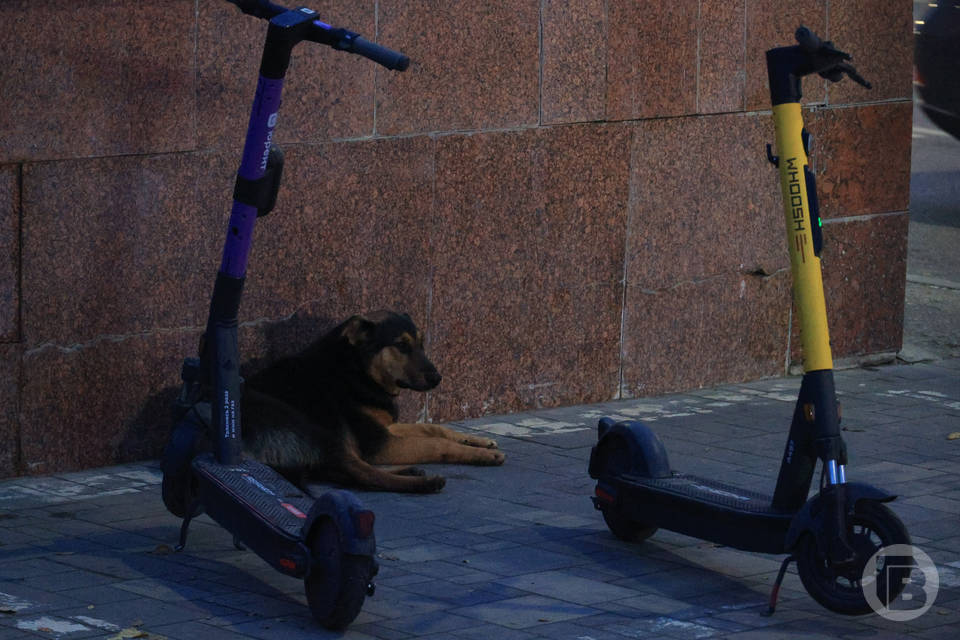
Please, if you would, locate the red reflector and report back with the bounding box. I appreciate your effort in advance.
[595,487,615,503]
[353,510,375,538]
[279,558,297,571]
[280,502,307,519]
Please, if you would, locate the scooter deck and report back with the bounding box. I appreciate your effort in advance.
[622,472,779,512]
[604,472,794,553]
[192,454,316,576]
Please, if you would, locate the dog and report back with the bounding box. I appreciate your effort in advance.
[241,311,504,493]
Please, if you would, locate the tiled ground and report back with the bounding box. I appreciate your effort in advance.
[1,359,958,639]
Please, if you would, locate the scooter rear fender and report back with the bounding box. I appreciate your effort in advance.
[589,419,672,480]
[307,490,377,559]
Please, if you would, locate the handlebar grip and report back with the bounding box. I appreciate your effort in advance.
[795,26,822,53]
[347,36,410,71]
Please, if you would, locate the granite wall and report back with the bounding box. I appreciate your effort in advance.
[0,0,913,476]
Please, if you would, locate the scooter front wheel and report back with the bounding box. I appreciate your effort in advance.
[305,516,377,630]
[601,508,657,544]
[796,500,910,615]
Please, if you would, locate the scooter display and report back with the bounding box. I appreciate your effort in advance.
[160,0,409,628]
[589,27,911,615]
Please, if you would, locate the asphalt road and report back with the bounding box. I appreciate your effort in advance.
[904,98,960,360]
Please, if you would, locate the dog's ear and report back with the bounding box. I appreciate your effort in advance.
[342,315,376,346]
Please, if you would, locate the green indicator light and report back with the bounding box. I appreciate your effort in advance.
[818,217,822,228]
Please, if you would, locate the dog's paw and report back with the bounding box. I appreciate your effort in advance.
[481,450,505,466]
[393,466,426,477]
[460,434,499,449]
[423,475,446,493]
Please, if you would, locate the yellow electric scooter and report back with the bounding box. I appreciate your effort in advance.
[589,27,912,615]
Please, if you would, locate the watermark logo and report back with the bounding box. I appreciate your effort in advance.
[862,544,939,621]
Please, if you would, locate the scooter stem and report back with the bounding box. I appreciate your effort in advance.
[201,5,410,465]
[203,10,315,465]
[767,27,870,512]
[772,102,832,372]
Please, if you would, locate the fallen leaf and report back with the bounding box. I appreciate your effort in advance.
[150,544,173,556]
[106,628,148,640]
[947,432,960,440]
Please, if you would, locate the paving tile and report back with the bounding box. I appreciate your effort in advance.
[150,620,261,640]
[394,580,515,608]
[605,615,727,639]
[356,584,448,621]
[495,571,638,606]
[451,594,599,630]
[226,615,381,640]
[376,610,478,636]
[384,542,466,564]
[612,565,736,601]
[450,624,538,640]
[0,584,88,617]
[529,618,641,640]
[458,546,581,577]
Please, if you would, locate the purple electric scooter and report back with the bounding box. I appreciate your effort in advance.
[161,0,408,628]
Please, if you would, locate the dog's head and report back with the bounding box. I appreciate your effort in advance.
[340,311,441,395]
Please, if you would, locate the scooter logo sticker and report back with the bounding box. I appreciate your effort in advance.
[690,483,751,502]
[241,474,276,496]
[862,544,939,621]
[260,113,278,170]
[785,157,806,233]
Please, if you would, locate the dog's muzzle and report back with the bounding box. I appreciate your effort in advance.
[398,370,442,391]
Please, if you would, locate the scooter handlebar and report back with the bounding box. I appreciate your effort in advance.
[225,0,410,71]
[791,25,870,89]
[344,35,410,71]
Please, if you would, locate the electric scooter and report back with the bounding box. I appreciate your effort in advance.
[589,27,912,615]
[160,0,409,628]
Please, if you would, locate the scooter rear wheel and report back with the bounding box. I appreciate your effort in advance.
[796,500,911,615]
[305,516,377,630]
[602,508,657,543]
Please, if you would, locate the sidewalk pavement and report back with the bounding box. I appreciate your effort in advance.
[1,359,958,640]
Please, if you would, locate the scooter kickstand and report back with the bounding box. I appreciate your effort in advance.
[175,502,200,551]
[762,554,795,616]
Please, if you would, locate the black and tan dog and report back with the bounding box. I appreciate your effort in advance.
[241,311,503,493]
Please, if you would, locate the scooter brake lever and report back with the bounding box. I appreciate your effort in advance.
[837,62,872,89]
